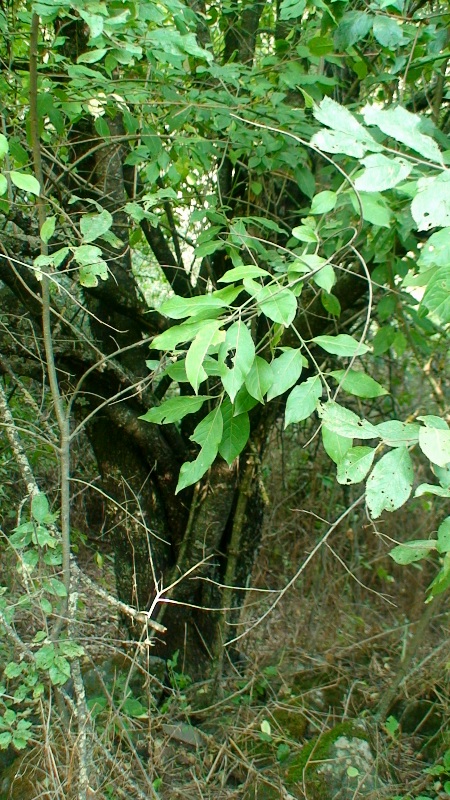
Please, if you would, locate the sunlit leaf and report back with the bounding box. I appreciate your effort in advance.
[322,426,353,464]
[337,446,375,484]
[330,369,388,398]
[186,321,224,393]
[219,320,255,402]
[140,396,209,424]
[318,402,378,439]
[285,376,322,427]
[390,539,437,565]
[267,349,303,401]
[10,171,40,196]
[364,105,443,164]
[366,447,414,518]
[354,154,412,192]
[313,334,370,357]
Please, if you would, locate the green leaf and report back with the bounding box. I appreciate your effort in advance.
[122,698,148,718]
[220,321,255,403]
[354,154,412,192]
[59,641,85,658]
[390,539,437,565]
[186,321,224,393]
[318,402,378,439]
[334,11,374,49]
[372,325,396,355]
[363,105,443,165]
[311,191,337,214]
[279,0,306,20]
[80,209,113,243]
[285,376,322,428]
[375,420,420,447]
[218,265,269,283]
[49,657,71,685]
[0,133,8,159]
[420,266,450,324]
[0,174,7,196]
[267,349,303,401]
[78,9,104,38]
[78,260,108,287]
[0,732,12,749]
[437,517,450,554]
[77,48,108,64]
[366,447,414,518]
[244,357,273,403]
[419,426,450,468]
[411,173,450,231]
[415,483,450,499]
[322,426,353,464]
[234,386,259,415]
[418,228,450,269]
[161,288,239,319]
[372,16,405,48]
[313,97,381,153]
[176,407,223,492]
[45,578,67,597]
[10,171,41,196]
[427,553,450,598]
[330,370,388,398]
[32,493,50,524]
[312,129,367,159]
[140,396,209,424]
[219,399,250,465]
[312,334,370,357]
[35,643,55,670]
[40,216,56,244]
[353,192,391,227]
[291,225,318,243]
[256,284,298,327]
[152,319,213,350]
[337,446,375,484]
[313,265,336,294]
[321,291,341,317]
[94,116,111,138]
[417,415,448,430]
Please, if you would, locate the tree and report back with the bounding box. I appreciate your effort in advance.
[0,0,449,690]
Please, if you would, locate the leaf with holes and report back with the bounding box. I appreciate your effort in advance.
[366,447,414,518]
[80,209,113,243]
[354,154,412,192]
[219,321,255,402]
[318,402,378,439]
[337,446,375,484]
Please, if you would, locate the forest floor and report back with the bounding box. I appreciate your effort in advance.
[1,435,449,800]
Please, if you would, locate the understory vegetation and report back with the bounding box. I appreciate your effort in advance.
[0,0,449,797]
